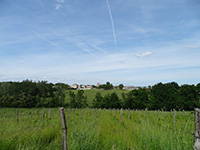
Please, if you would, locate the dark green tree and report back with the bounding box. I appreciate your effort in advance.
[178,84,199,110]
[118,84,124,90]
[93,92,103,108]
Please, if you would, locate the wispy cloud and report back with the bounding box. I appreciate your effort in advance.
[106,0,117,50]
[136,51,152,57]
[134,28,161,34]
[55,4,62,10]
[54,0,65,10]
[186,45,198,48]
[57,0,65,2]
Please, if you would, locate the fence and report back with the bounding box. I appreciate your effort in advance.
[0,107,199,150]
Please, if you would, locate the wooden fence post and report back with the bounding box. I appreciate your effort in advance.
[42,107,45,125]
[194,108,200,150]
[48,107,51,118]
[17,107,19,122]
[162,109,164,118]
[59,107,68,150]
[174,109,176,127]
[120,108,123,125]
[128,108,130,120]
[80,108,82,117]
[145,108,148,123]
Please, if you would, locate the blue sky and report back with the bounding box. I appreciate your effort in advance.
[0,0,200,86]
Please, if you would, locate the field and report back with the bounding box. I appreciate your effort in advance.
[65,89,130,106]
[0,108,194,150]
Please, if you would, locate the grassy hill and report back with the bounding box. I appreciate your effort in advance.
[65,89,130,106]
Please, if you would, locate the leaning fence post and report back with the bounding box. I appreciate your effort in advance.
[59,107,68,150]
[194,108,200,150]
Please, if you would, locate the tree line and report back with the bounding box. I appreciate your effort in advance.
[0,80,200,110]
[0,80,70,107]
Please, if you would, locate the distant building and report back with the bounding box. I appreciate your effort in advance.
[96,83,100,87]
[71,84,79,89]
[123,86,139,90]
[114,86,119,89]
[71,84,93,90]
[83,85,92,89]
[79,85,92,89]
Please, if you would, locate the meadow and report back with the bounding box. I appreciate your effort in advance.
[64,89,130,106]
[0,108,194,150]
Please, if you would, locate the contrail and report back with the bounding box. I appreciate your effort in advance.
[106,0,117,50]
[77,42,97,57]
[20,21,97,57]
[19,21,69,53]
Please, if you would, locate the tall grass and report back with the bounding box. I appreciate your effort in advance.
[0,108,194,150]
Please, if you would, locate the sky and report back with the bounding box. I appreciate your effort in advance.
[0,0,200,86]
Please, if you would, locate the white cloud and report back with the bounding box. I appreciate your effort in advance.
[134,28,161,34]
[56,0,65,3]
[54,0,65,10]
[186,45,198,48]
[55,4,62,10]
[136,51,152,57]
[135,28,146,34]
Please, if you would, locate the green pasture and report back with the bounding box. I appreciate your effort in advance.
[65,89,130,106]
[0,108,194,150]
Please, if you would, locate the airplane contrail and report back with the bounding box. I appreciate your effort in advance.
[20,21,97,57]
[106,0,117,50]
[19,21,69,53]
[77,42,97,57]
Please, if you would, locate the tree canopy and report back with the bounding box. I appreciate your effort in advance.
[0,80,200,110]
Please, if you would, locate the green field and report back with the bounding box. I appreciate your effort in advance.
[65,89,130,106]
[0,108,194,150]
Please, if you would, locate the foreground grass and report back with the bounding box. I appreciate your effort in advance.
[0,108,194,150]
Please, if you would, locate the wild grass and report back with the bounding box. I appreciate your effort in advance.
[0,108,194,150]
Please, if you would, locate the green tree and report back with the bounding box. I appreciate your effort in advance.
[98,82,113,90]
[132,88,149,109]
[93,92,103,108]
[150,82,179,110]
[69,91,76,108]
[93,92,121,108]
[69,90,88,108]
[178,84,199,110]
[118,84,124,90]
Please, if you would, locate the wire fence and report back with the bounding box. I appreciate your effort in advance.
[0,107,197,150]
